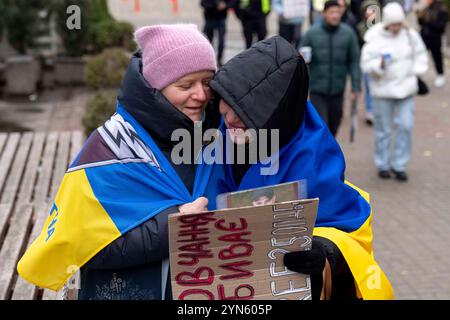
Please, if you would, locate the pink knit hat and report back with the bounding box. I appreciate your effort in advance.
[134,24,217,90]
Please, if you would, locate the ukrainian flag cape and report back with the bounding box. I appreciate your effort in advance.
[17,102,223,291]
[224,102,394,300]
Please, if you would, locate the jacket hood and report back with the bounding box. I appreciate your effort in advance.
[210,36,309,150]
[364,22,384,42]
[117,51,220,150]
[364,22,407,42]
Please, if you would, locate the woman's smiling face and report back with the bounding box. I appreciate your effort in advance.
[219,99,254,144]
[161,71,214,122]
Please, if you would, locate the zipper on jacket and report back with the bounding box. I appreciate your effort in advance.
[328,31,333,95]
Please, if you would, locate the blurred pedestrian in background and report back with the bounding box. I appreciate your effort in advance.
[235,0,271,48]
[361,2,428,182]
[311,0,327,25]
[201,0,237,66]
[301,0,361,137]
[350,0,364,23]
[356,0,381,125]
[417,0,449,88]
[273,0,309,48]
[337,0,359,34]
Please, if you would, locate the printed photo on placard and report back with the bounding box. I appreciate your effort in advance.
[216,180,307,209]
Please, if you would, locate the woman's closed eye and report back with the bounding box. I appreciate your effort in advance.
[177,80,211,90]
[177,83,192,90]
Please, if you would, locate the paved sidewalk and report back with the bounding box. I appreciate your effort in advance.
[0,87,89,133]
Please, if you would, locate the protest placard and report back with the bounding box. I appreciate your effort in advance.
[282,0,309,19]
[168,198,318,300]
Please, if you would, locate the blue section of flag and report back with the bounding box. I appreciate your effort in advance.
[224,101,371,233]
[84,102,223,234]
[85,162,183,234]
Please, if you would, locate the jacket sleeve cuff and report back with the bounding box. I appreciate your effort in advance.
[362,57,385,77]
[372,57,385,76]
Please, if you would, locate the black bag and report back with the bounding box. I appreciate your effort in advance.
[405,28,429,96]
[417,77,429,95]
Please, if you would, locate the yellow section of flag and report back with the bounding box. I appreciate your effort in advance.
[17,169,121,291]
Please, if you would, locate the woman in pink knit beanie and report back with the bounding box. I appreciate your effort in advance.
[73,24,223,300]
[134,23,217,122]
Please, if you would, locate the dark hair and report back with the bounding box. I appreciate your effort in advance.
[251,188,275,201]
[323,0,340,11]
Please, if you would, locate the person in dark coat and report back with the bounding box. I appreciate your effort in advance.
[350,0,364,22]
[338,0,359,35]
[200,0,237,66]
[209,36,394,299]
[235,0,271,48]
[78,24,221,300]
[300,0,361,136]
[417,0,449,87]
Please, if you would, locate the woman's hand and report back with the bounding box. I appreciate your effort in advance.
[178,197,209,214]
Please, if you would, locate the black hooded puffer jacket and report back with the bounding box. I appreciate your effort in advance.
[210,35,308,184]
[210,36,357,300]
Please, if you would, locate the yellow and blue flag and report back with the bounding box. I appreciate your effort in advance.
[224,101,394,299]
[17,103,222,291]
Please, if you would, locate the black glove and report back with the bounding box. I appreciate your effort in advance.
[283,237,338,300]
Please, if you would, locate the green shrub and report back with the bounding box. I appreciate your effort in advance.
[52,0,135,56]
[79,0,134,136]
[89,20,136,53]
[52,0,90,57]
[85,48,130,90]
[82,90,117,137]
[1,0,48,54]
[83,48,130,136]
[86,0,113,24]
[117,21,137,52]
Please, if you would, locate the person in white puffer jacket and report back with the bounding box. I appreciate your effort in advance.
[360,2,428,182]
